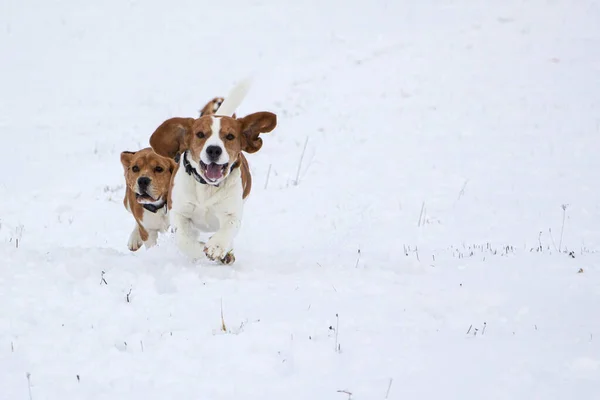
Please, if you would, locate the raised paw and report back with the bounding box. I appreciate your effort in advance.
[203,238,234,264]
[220,251,236,265]
[144,231,158,249]
[128,229,144,252]
[203,243,227,261]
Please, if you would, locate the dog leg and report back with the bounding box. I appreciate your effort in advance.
[204,211,241,264]
[203,185,244,264]
[127,223,145,252]
[172,211,206,259]
[144,229,159,249]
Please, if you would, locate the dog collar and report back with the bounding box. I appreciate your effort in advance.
[182,151,240,187]
[143,199,167,214]
[183,151,210,185]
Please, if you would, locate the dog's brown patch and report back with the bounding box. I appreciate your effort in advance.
[149,117,195,160]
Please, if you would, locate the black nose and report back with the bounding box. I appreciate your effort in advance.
[137,177,151,188]
[206,145,223,161]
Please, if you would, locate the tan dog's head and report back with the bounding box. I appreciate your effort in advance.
[199,97,237,119]
[120,147,177,205]
[150,112,277,186]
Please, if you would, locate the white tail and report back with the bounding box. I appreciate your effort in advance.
[214,77,253,117]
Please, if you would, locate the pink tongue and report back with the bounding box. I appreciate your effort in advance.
[205,163,224,180]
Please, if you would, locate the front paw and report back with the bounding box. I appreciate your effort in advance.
[143,231,158,249]
[220,251,236,265]
[203,237,234,264]
[128,229,143,252]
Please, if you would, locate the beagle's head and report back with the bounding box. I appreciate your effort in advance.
[150,112,277,186]
[120,147,177,205]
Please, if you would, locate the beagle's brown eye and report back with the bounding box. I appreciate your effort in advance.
[226,133,235,141]
[132,165,140,173]
[196,132,205,139]
[155,166,164,173]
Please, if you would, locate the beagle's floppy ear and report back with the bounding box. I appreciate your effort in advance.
[149,117,195,160]
[120,151,136,171]
[239,112,277,154]
[168,157,178,174]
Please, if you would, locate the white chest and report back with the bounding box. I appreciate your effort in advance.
[140,208,169,232]
[170,168,244,232]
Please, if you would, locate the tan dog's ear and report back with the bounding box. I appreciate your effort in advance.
[239,112,277,153]
[168,157,178,173]
[149,118,193,160]
[120,151,136,171]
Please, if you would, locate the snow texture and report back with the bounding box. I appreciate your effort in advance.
[1,0,600,398]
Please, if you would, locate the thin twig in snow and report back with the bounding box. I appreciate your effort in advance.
[549,228,558,252]
[559,204,569,252]
[264,164,272,190]
[457,179,469,200]
[385,378,394,399]
[466,325,472,334]
[100,271,107,285]
[355,248,361,268]
[294,137,309,185]
[26,373,33,400]
[417,201,426,227]
[335,313,340,353]
[220,299,227,332]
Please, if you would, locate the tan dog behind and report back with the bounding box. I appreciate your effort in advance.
[120,147,177,251]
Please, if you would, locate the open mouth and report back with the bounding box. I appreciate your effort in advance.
[200,161,228,182]
[135,193,156,204]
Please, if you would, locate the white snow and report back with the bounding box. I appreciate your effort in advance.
[1,0,600,398]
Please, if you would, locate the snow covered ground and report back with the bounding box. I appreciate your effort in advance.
[1,0,600,398]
